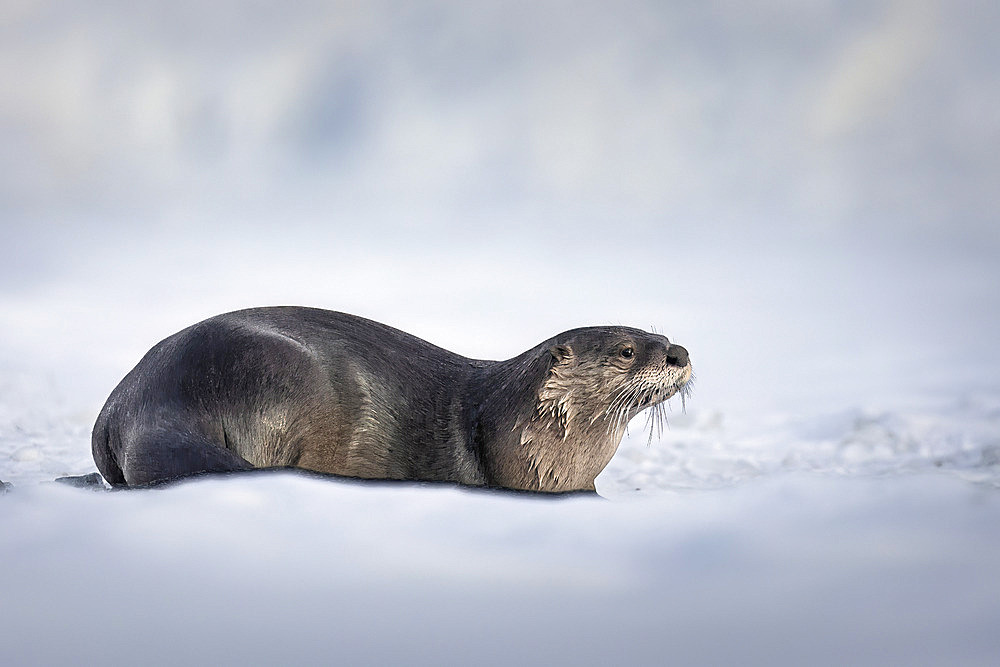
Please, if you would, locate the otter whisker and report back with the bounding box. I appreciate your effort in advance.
[644,405,657,446]
[605,379,640,415]
[603,385,630,419]
[642,392,668,446]
[603,361,691,441]
[605,381,642,434]
[612,398,634,436]
[679,375,694,414]
[618,381,662,438]
[610,393,632,435]
[615,384,645,434]
[603,387,626,420]
[643,404,657,446]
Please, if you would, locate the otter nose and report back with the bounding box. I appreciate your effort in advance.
[666,344,689,368]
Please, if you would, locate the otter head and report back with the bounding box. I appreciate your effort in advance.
[538,327,692,438]
[511,327,692,491]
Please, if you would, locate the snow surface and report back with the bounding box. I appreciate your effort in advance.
[4,2,1000,665]
[3,256,999,665]
[3,473,1000,666]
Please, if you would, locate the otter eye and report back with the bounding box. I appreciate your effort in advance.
[620,347,634,359]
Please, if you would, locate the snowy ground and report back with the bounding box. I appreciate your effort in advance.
[2,237,999,666]
[3,472,1000,666]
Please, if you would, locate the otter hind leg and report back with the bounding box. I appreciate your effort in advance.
[92,418,126,487]
[120,426,254,487]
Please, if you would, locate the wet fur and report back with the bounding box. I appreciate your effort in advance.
[93,307,691,492]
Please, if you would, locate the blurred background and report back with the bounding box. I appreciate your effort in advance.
[1,0,998,447]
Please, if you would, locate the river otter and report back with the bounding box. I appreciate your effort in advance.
[92,307,691,492]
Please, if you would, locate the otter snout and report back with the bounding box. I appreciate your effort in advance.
[666,344,689,368]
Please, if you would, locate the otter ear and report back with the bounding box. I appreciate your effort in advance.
[549,344,573,365]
